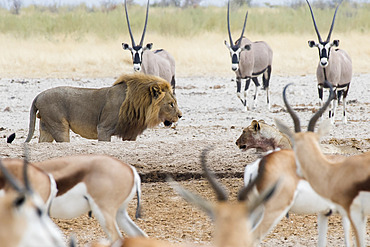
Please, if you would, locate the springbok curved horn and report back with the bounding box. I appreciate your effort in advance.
[239,11,248,43]
[305,0,322,43]
[282,83,301,132]
[124,0,136,47]
[307,81,334,132]
[200,148,228,201]
[0,159,23,193]
[139,0,150,46]
[326,1,342,42]
[227,0,233,46]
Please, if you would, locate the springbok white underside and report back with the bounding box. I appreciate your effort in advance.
[50,182,92,219]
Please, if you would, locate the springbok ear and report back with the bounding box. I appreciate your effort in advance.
[150,84,162,99]
[308,40,316,48]
[317,119,332,138]
[332,39,340,47]
[145,43,153,50]
[250,204,265,231]
[122,43,130,50]
[243,44,251,51]
[249,178,280,229]
[274,118,295,140]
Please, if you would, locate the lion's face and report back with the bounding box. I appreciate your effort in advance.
[158,91,182,127]
[236,120,271,152]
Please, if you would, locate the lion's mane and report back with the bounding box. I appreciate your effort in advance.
[113,73,172,140]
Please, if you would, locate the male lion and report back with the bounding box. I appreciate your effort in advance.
[25,74,182,142]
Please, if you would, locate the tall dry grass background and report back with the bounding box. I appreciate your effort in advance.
[0,3,369,78]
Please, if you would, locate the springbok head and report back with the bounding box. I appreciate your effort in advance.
[224,0,251,72]
[0,155,65,247]
[169,148,279,247]
[122,0,152,72]
[306,0,342,68]
[275,82,334,176]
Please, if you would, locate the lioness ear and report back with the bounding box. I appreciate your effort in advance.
[150,84,162,99]
[251,120,259,132]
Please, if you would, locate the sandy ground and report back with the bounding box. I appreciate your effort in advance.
[0,73,369,246]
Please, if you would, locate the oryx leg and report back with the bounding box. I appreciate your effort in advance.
[263,65,272,110]
[318,84,324,121]
[171,75,176,94]
[329,89,338,124]
[318,84,324,106]
[236,77,246,109]
[244,78,252,111]
[341,84,350,124]
[251,77,260,110]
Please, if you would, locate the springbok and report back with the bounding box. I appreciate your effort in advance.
[91,149,279,247]
[0,158,65,247]
[243,149,351,247]
[224,0,273,111]
[236,121,354,246]
[2,154,146,242]
[275,82,370,247]
[31,154,147,242]
[306,0,352,124]
[169,148,279,247]
[122,0,176,93]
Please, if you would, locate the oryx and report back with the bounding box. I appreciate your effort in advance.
[122,0,176,93]
[224,0,273,111]
[306,0,352,124]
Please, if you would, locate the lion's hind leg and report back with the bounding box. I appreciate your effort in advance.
[39,118,70,142]
[39,120,54,143]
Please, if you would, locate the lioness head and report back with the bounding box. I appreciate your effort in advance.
[236,119,292,152]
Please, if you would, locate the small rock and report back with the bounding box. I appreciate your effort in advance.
[3,107,11,112]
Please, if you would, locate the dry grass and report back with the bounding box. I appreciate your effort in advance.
[0,32,368,78]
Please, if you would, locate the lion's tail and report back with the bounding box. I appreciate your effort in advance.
[25,96,38,143]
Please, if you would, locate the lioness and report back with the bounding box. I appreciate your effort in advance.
[236,119,292,152]
[25,74,182,142]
